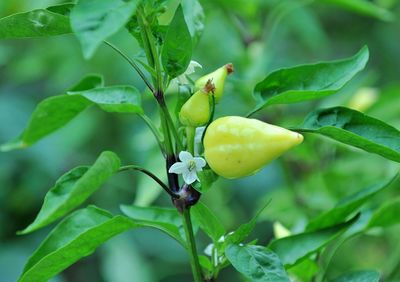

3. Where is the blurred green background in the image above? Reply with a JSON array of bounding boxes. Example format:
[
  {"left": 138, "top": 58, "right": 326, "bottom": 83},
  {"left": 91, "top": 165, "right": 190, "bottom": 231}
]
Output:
[{"left": 1, "top": 0, "right": 400, "bottom": 281}]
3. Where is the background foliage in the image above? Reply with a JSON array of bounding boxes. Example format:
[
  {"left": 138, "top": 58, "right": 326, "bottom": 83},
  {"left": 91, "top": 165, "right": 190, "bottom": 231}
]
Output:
[{"left": 0, "top": 0, "right": 399, "bottom": 281}]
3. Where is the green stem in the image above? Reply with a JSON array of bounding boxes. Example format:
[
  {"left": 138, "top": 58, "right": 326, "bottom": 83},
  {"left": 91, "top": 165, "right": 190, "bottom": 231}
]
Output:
[
  {"left": 119, "top": 165, "right": 177, "bottom": 198},
  {"left": 160, "top": 98, "right": 184, "bottom": 152},
  {"left": 201, "top": 94, "right": 216, "bottom": 144},
  {"left": 159, "top": 107, "right": 174, "bottom": 155},
  {"left": 138, "top": 113, "right": 164, "bottom": 153},
  {"left": 103, "top": 41, "right": 154, "bottom": 93},
  {"left": 182, "top": 208, "right": 203, "bottom": 282},
  {"left": 137, "top": 7, "right": 163, "bottom": 92},
  {"left": 186, "top": 126, "right": 196, "bottom": 155}
]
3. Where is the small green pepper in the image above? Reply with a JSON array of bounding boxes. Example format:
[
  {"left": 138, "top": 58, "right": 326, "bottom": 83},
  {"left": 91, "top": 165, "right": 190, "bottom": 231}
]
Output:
[
  {"left": 194, "top": 63, "right": 234, "bottom": 103},
  {"left": 179, "top": 80, "right": 215, "bottom": 127}
]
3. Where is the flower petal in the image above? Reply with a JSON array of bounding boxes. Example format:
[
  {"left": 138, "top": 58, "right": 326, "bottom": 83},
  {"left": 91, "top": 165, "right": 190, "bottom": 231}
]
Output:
[
  {"left": 177, "top": 75, "right": 189, "bottom": 85},
  {"left": 179, "top": 151, "right": 193, "bottom": 163},
  {"left": 194, "top": 157, "right": 206, "bottom": 170},
  {"left": 186, "top": 60, "right": 202, "bottom": 74},
  {"left": 183, "top": 170, "right": 198, "bottom": 185},
  {"left": 195, "top": 127, "right": 206, "bottom": 143},
  {"left": 168, "top": 162, "right": 187, "bottom": 174}
]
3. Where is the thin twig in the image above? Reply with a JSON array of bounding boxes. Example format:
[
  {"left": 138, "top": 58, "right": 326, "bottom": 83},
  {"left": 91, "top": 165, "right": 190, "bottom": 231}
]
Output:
[
  {"left": 119, "top": 165, "right": 178, "bottom": 198},
  {"left": 104, "top": 41, "right": 154, "bottom": 93}
]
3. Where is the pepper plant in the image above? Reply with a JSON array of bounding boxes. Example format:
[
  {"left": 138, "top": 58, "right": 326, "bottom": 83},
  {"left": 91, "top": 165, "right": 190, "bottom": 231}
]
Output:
[{"left": 1, "top": 1, "right": 399, "bottom": 282}]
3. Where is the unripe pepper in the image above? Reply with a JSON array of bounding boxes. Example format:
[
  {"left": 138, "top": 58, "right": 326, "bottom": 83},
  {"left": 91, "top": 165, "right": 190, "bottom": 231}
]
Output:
[
  {"left": 203, "top": 116, "right": 303, "bottom": 179},
  {"left": 195, "top": 63, "right": 234, "bottom": 103},
  {"left": 179, "top": 81, "right": 215, "bottom": 127}
]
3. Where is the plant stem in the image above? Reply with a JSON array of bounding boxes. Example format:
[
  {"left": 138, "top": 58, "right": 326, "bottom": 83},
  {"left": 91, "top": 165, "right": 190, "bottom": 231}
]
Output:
[
  {"left": 159, "top": 106, "right": 174, "bottom": 155},
  {"left": 182, "top": 208, "right": 203, "bottom": 282},
  {"left": 119, "top": 165, "right": 177, "bottom": 198},
  {"left": 159, "top": 97, "right": 184, "bottom": 152},
  {"left": 103, "top": 41, "right": 154, "bottom": 93},
  {"left": 138, "top": 113, "right": 164, "bottom": 153},
  {"left": 186, "top": 126, "right": 196, "bottom": 155},
  {"left": 137, "top": 6, "right": 163, "bottom": 93}
]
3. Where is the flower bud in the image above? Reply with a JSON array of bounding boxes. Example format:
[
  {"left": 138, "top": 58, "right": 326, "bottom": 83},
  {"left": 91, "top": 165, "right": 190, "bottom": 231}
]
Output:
[
  {"left": 194, "top": 63, "right": 234, "bottom": 102},
  {"left": 179, "top": 81, "right": 215, "bottom": 127},
  {"left": 203, "top": 116, "right": 303, "bottom": 179}
]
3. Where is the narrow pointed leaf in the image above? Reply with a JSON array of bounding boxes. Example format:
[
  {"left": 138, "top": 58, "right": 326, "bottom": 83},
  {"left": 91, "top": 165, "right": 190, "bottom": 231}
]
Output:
[
  {"left": 20, "top": 151, "right": 120, "bottom": 234},
  {"left": 269, "top": 215, "right": 358, "bottom": 267},
  {"left": 225, "top": 244, "right": 290, "bottom": 282},
  {"left": 0, "top": 75, "right": 102, "bottom": 151},
  {"left": 1, "top": 79, "right": 142, "bottom": 151},
  {"left": 250, "top": 46, "right": 368, "bottom": 114},
  {"left": 225, "top": 200, "right": 271, "bottom": 245},
  {"left": 0, "top": 4, "right": 73, "bottom": 39},
  {"left": 68, "top": 73, "right": 104, "bottom": 91},
  {"left": 68, "top": 85, "right": 143, "bottom": 114},
  {"left": 297, "top": 107, "right": 400, "bottom": 162},
  {"left": 191, "top": 202, "right": 225, "bottom": 242},
  {"left": 0, "top": 95, "right": 92, "bottom": 151},
  {"left": 332, "top": 270, "right": 380, "bottom": 282},
  {"left": 321, "top": 0, "right": 394, "bottom": 22},
  {"left": 307, "top": 175, "right": 398, "bottom": 231},
  {"left": 161, "top": 5, "right": 192, "bottom": 78},
  {"left": 120, "top": 205, "right": 186, "bottom": 246},
  {"left": 70, "top": 0, "right": 138, "bottom": 59},
  {"left": 18, "top": 206, "right": 137, "bottom": 282},
  {"left": 367, "top": 198, "right": 400, "bottom": 228}
]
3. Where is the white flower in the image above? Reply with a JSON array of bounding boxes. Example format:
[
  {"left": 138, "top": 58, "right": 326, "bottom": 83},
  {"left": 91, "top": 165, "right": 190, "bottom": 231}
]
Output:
[
  {"left": 176, "top": 60, "right": 202, "bottom": 85},
  {"left": 168, "top": 151, "right": 206, "bottom": 184}
]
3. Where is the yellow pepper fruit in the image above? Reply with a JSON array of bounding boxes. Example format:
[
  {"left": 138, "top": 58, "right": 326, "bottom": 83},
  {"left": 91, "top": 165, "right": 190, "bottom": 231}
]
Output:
[
  {"left": 273, "top": 222, "right": 291, "bottom": 239},
  {"left": 194, "top": 63, "right": 234, "bottom": 102},
  {"left": 347, "top": 87, "right": 378, "bottom": 112},
  {"left": 203, "top": 116, "right": 303, "bottom": 179},
  {"left": 179, "top": 81, "right": 215, "bottom": 127}
]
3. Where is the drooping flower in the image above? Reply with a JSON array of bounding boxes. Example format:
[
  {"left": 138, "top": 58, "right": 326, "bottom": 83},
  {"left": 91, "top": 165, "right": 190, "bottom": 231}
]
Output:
[{"left": 168, "top": 151, "right": 206, "bottom": 184}]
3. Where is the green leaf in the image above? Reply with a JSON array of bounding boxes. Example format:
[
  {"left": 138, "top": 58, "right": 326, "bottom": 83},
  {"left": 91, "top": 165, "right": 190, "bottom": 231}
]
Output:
[
  {"left": 68, "top": 73, "right": 104, "bottom": 91},
  {"left": 198, "top": 255, "right": 213, "bottom": 274},
  {"left": 161, "top": 5, "right": 192, "bottom": 78},
  {"left": 181, "top": 0, "right": 205, "bottom": 46},
  {"left": 18, "top": 206, "right": 137, "bottom": 282},
  {"left": 225, "top": 244, "right": 290, "bottom": 282},
  {"left": 68, "top": 85, "right": 143, "bottom": 114},
  {"left": 191, "top": 202, "right": 225, "bottom": 242},
  {"left": 367, "top": 197, "right": 400, "bottom": 228},
  {"left": 0, "top": 75, "right": 101, "bottom": 151},
  {"left": 70, "top": 0, "right": 138, "bottom": 59},
  {"left": 0, "top": 78, "right": 143, "bottom": 151},
  {"left": 307, "top": 175, "right": 398, "bottom": 231},
  {"left": 288, "top": 259, "right": 319, "bottom": 282},
  {"left": 0, "top": 3, "right": 72, "bottom": 39},
  {"left": 250, "top": 46, "right": 369, "bottom": 114},
  {"left": 269, "top": 215, "right": 358, "bottom": 267},
  {"left": 19, "top": 151, "right": 120, "bottom": 234},
  {"left": 321, "top": 0, "right": 394, "bottom": 22},
  {"left": 46, "top": 3, "right": 75, "bottom": 16},
  {"left": 120, "top": 205, "right": 186, "bottom": 246},
  {"left": 296, "top": 107, "right": 400, "bottom": 162},
  {"left": 225, "top": 200, "right": 271, "bottom": 245},
  {"left": 0, "top": 95, "right": 92, "bottom": 151},
  {"left": 332, "top": 270, "right": 380, "bottom": 282},
  {"left": 195, "top": 169, "right": 218, "bottom": 193}
]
